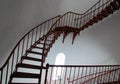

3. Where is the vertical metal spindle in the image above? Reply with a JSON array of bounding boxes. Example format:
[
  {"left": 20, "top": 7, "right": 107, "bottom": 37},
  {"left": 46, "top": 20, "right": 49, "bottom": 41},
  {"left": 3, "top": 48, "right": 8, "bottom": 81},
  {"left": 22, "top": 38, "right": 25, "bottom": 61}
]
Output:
[
  {"left": 5, "top": 63, "right": 9, "bottom": 84},
  {"left": 86, "top": 12, "right": 88, "bottom": 24},
  {"left": 35, "top": 28, "right": 38, "bottom": 42},
  {"left": 16, "top": 44, "right": 20, "bottom": 64},
  {"left": 11, "top": 53, "right": 15, "bottom": 74},
  {"left": 76, "top": 67, "right": 80, "bottom": 84},
  {"left": 71, "top": 13, "right": 74, "bottom": 27},
  {"left": 44, "top": 22, "right": 46, "bottom": 34},
  {"left": 26, "top": 34, "right": 29, "bottom": 51},
  {"left": 102, "top": 0, "right": 105, "bottom": 10},
  {"left": 110, "top": 66, "right": 114, "bottom": 82},
  {"left": 107, "top": 66, "right": 111, "bottom": 83},
  {"left": 49, "top": 67, "right": 53, "bottom": 84},
  {"left": 90, "top": 8, "right": 93, "bottom": 21},
  {"left": 39, "top": 26, "right": 41, "bottom": 39},
  {"left": 95, "top": 67, "right": 98, "bottom": 83},
  {"left": 31, "top": 30, "right": 34, "bottom": 45},
  {"left": 80, "top": 67, "right": 84, "bottom": 83},
  {"left": 89, "top": 67, "right": 92, "bottom": 81},
  {"left": 118, "top": 67, "right": 120, "bottom": 83},
  {"left": 98, "top": 0, "right": 101, "bottom": 14},
  {"left": 21, "top": 38, "right": 25, "bottom": 56},
  {"left": 51, "top": 19, "right": 54, "bottom": 30},
  {"left": 68, "top": 13, "right": 71, "bottom": 26},
  {"left": 84, "top": 67, "right": 88, "bottom": 83},
  {"left": 54, "top": 67, "right": 58, "bottom": 84},
  {"left": 64, "top": 67, "right": 67, "bottom": 84},
  {"left": 75, "top": 15, "right": 78, "bottom": 28},
  {"left": 62, "top": 15, "right": 65, "bottom": 26},
  {"left": 72, "top": 67, "right": 76, "bottom": 84},
  {"left": 69, "top": 67, "right": 72, "bottom": 82},
  {"left": 82, "top": 14, "right": 86, "bottom": 28},
  {"left": 113, "top": 67, "right": 117, "bottom": 82},
  {"left": 44, "top": 64, "right": 49, "bottom": 84},
  {"left": 102, "top": 67, "right": 105, "bottom": 83},
  {"left": 79, "top": 15, "right": 83, "bottom": 28},
  {"left": 64, "top": 14, "right": 68, "bottom": 26},
  {"left": 93, "top": 5, "right": 96, "bottom": 19},
  {"left": 0, "top": 69, "right": 3, "bottom": 84},
  {"left": 59, "top": 67, "right": 63, "bottom": 84},
  {"left": 47, "top": 22, "right": 50, "bottom": 32},
  {"left": 97, "top": 67, "right": 101, "bottom": 83}
]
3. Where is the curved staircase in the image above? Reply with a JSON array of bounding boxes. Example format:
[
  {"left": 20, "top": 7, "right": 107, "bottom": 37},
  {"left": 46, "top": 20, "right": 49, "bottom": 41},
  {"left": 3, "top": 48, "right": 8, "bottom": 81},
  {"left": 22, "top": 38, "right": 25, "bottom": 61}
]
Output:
[{"left": 0, "top": 0, "right": 120, "bottom": 84}]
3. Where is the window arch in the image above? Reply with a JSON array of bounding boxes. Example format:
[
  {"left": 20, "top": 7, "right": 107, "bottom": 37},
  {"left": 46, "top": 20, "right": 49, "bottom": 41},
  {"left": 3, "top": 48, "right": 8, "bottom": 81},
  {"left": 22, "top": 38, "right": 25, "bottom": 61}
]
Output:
[{"left": 52, "top": 52, "right": 65, "bottom": 80}]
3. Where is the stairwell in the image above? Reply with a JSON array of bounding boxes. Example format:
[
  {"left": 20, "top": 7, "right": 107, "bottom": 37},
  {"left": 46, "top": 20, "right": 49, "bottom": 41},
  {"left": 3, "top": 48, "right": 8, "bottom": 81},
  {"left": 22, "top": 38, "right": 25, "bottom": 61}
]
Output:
[{"left": 0, "top": 0, "right": 120, "bottom": 84}]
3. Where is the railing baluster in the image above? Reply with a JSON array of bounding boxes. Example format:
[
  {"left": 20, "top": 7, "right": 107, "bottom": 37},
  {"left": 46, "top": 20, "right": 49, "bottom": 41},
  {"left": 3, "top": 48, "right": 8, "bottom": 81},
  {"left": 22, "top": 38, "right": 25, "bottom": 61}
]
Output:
[
  {"left": 21, "top": 38, "right": 25, "bottom": 56},
  {"left": 16, "top": 44, "right": 20, "bottom": 64},
  {"left": 69, "top": 67, "right": 72, "bottom": 82},
  {"left": 72, "top": 67, "right": 76, "bottom": 84},
  {"left": 44, "top": 22, "right": 46, "bottom": 34},
  {"left": 39, "top": 26, "right": 42, "bottom": 39},
  {"left": 31, "top": 30, "right": 34, "bottom": 45},
  {"left": 44, "top": 64, "right": 49, "bottom": 84},
  {"left": 5, "top": 64, "right": 9, "bottom": 84},
  {"left": 80, "top": 67, "right": 84, "bottom": 83},
  {"left": 54, "top": 67, "right": 58, "bottom": 84},
  {"left": 107, "top": 66, "right": 111, "bottom": 82},
  {"left": 49, "top": 67, "right": 53, "bottom": 84},
  {"left": 26, "top": 34, "right": 29, "bottom": 52},
  {"left": 59, "top": 67, "right": 63, "bottom": 84},
  {"left": 64, "top": 67, "right": 67, "bottom": 84},
  {"left": 68, "top": 13, "right": 71, "bottom": 26},
  {"left": 11, "top": 53, "right": 14, "bottom": 74},
  {"left": 76, "top": 67, "right": 80, "bottom": 83},
  {"left": 35, "top": 28, "right": 38, "bottom": 41},
  {"left": 0, "top": 69, "right": 3, "bottom": 84}
]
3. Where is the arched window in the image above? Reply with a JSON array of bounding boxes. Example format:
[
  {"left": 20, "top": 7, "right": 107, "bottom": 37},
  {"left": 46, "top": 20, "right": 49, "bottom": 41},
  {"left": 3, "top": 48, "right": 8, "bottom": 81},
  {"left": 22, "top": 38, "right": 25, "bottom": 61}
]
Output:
[{"left": 52, "top": 52, "right": 65, "bottom": 80}]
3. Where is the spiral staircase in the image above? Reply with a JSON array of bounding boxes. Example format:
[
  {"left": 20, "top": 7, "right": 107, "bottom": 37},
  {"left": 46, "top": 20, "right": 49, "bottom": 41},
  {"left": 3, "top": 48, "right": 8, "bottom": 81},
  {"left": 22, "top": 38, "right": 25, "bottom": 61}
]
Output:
[{"left": 0, "top": 0, "right": 120, "bottom": 84}]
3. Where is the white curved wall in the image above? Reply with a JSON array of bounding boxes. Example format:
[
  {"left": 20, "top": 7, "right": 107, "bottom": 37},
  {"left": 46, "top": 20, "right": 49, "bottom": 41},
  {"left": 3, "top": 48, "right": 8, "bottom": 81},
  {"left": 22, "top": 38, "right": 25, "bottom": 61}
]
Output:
[
  {"left": 47, "top": 10, "right": 120, "bottom": 65},
  {"left": 0, "top": 0, "right": 120, "bottom": 67}
]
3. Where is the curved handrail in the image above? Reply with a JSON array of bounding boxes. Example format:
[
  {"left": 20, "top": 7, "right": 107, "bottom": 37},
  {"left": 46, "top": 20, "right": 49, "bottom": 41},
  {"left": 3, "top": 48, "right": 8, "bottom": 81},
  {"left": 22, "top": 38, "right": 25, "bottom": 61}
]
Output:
[
  {"left": 47, "top": 0, "right": 114, "bottom": 35},
  {"left": 0, "top": 0, "right": 115, "bottom": 70},
  {"left": 0, "top": 15, "right": 61, "bottom": 83},
  {"left": 0, "top": 15, "right": 61, "bottom": 69},
  {"left": 45, "top": 64, "right": 120, "bottom": 84},
  {"left": 81, "top": 68, "right": 120, "bottom": 84},
  {"left": 0, "top": 0, "right": 118, "bottom": 83},
  {"left": 67, "top": 67, "right": 120, "bottom": 83}
]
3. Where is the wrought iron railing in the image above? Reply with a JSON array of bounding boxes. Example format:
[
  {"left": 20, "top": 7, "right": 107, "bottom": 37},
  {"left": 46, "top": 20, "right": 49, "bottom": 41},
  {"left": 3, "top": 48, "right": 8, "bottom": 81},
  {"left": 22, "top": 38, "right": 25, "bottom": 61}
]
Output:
[
  {"left": 0, "top": 0, "right": 119, "bottom": 83},
  {"left": 45, "top": 64, "right": 120, "bottom": 84},
  {"left": 0, "top": 15, "right": 61, "bottom": 84}
]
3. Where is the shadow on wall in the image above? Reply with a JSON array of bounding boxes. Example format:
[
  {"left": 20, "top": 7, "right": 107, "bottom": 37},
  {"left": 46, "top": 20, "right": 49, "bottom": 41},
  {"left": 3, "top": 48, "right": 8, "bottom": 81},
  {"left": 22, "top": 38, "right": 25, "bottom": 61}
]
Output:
[{"left": 46, "top": 11, "right": 120, "bottom": 65}]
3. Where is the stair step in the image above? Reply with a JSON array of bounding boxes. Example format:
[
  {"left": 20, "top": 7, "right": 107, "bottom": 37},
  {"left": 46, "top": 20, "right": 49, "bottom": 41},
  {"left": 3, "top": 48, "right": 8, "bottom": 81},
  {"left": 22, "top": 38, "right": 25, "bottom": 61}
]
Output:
[
  {"left": 39, "top": 42, "right": 50, "bottom": 46},
  {"left": 22, "top": 56, "right": 42, "bottom": 62},
  {"left": 16, "top": 63, "right": 42, "bottom": 69},
  {"left": 31, "top": 45, "right": 48, "bottom": 50},
  {"left": 27, "top": 50, "right": 42, "bottom": 55},
  {"left": 35, "top": 40, "right": 52, "bottom": 44},
  {"left": 11, "top": 72, "right": 39, "bottom": 78}
]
